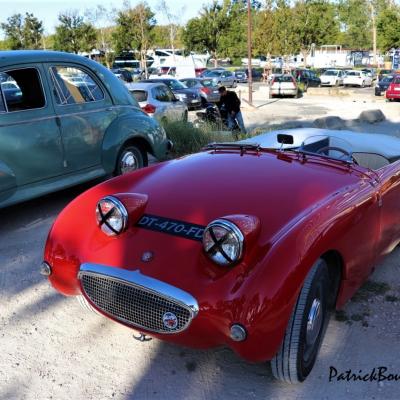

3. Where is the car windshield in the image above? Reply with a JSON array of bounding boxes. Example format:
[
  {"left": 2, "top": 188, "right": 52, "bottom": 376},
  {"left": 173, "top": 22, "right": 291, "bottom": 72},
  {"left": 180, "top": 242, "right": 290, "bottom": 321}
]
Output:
[
  {"left": 131, "top": 90, "right": 148, "bottom": 102},
  {"left": 274, "top": 75, "right": 294, "bottom": 83},
  {"left": 207, "top": 71, "right": 222, "bottom": 77},
  {"left": 165, "top": 80, "right": 187, "bottom": 90},
  {"left": 299, "top": 135, "right": 354, "bottom": 162},
  {"left": 381, "top": 76, "right": 393, "bottom": 83},
  {"left": 347, "top": 71, "right": 359, "bottom": 76},
  {"left": 393, "top": 77, "right": 400, "bottom": 84},
  {"left": 201, "top": 79, "right": 217, "bottom": 87},
  {"left": 324, "top": 70, "right": 338, "bottom": 76}
]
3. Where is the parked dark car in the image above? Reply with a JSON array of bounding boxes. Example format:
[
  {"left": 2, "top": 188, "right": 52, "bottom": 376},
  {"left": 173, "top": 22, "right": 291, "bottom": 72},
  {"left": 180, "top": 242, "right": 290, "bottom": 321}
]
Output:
[
  {"left": 378, "top": 69, "right": 395, "bottom": 81},
  {"left": 179, "top": 77, "right": 220, "bottom": 105},
  {"left": 234, "top": 70, "right": 248, "bottom": 83},
  {"left": 375, "top": 75, "right": 394, "bottom": 96},
  {"left": 144, "top": 78, "right": 202, "bottom": 110},
  {"left": 292, "top": 69, "right": 321, "bottom": 89},
  {"left": 0, "top": 51, "right": 171, "bottom": 209},
  {"left": 111, "top": 68, "right": 133, "bottom": 83}
]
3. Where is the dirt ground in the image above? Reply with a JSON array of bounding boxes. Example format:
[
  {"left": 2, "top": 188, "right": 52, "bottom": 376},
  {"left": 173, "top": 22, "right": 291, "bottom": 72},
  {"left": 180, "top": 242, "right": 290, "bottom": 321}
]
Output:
[{"left": 1, "top": 92, "right": 400, "bottom": 400}]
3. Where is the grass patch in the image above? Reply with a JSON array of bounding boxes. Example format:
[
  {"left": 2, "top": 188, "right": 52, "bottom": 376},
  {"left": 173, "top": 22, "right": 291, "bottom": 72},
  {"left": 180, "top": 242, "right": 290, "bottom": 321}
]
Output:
[
  {"left": 163, "top": 120, "right": 235, "bottom": 158},
  {"left": 352, "top": 280, "right": 391, "bottom": 302}
]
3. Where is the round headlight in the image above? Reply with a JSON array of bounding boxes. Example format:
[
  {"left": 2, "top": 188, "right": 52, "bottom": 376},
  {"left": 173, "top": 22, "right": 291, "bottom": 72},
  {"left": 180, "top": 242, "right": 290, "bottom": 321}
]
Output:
[
  {"left": 203, "top": 219, "right": 244, "bottom": 266},
  {"left": 96, "top": 196, "right": 128, "bottom": 236}
]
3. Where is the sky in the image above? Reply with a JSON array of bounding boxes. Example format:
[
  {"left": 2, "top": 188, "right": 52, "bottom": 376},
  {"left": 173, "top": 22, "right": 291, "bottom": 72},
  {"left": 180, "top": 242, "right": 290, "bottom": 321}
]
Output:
[{"left": 1, "top": 0, "right": 212, "bottom": 34}]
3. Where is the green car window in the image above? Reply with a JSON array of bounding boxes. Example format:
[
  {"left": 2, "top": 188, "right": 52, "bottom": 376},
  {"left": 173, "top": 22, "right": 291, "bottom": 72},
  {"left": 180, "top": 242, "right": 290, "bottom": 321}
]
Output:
[
  {"left": 49, "top": 66, "right": 104, "bottom": 105},
  {"left": 0, "top": 68, "right": 45, "bottom": 112}
]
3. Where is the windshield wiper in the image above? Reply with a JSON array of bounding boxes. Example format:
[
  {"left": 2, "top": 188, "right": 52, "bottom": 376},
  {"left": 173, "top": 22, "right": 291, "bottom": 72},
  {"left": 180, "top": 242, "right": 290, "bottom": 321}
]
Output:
[{"left": 203, "top": 142, "right": 261, "bottom": 155}]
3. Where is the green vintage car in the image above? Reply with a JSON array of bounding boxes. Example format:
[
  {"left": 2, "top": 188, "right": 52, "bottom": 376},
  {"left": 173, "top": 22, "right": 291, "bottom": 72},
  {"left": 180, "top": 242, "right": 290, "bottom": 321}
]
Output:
[{"left": 0, "top": 50, "right": 172, "bottom": 208}]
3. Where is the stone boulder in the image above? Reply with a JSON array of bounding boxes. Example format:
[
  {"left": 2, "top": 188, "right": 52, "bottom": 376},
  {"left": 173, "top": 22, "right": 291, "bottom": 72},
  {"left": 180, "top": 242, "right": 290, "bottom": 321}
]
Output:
[
  {"left": 358, "top": 109, "right": 386, "bottom": 124},
  {"left": 313, "top": 116, "right": 346, "bottom": 130}
]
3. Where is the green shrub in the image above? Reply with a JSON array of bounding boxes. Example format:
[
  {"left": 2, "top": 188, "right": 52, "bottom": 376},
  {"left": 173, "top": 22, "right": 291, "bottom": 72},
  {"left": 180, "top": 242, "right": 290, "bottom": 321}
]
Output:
[{"left": 163, "top": 121, "right": 235, "bottom": 158}]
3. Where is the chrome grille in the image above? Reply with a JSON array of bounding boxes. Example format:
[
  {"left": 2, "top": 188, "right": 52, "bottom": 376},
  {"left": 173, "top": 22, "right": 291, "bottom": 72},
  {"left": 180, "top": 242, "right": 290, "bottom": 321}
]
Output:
[{"left": 80, "top": 272, "right": 193, "bottom": 333}]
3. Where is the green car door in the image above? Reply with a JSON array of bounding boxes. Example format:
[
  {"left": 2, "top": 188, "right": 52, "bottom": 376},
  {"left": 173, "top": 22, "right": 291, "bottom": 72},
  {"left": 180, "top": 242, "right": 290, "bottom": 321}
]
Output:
[
  {"left": 0, "top": 64, "right": 64, "bottom": 197},
  {"left": 46, "top": 63, "right": 118, "bottom": 172}
]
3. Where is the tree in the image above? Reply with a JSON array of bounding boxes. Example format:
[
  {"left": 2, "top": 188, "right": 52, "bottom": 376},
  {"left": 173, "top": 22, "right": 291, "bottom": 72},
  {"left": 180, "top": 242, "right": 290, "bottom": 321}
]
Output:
[
  {"left": 157, "top": 0, "right": 184, "bottom": 54},
  {"left": 182, "top": 1, "right": 230, "bottom": 66},
  {"left": 152, "top": 25, "right": 183, "bottom": 48},
  {"left": 112, "top": 2, "right": 156, "bottom": 74},
  {"left": 1, "top": 13, "right": 44, "bottom": 49},
  {"left": 23, "top": 13, "right": 44, "bottom": 49},
  {"left": 337, "top": 0, "right": 371, "bottom": 49},
  {"left": 376, "top": 5, "right": 400, "bottom": 51},
  {"left": 218, "top": 0, "right": 248, "bottom": 60},
  {"left": 53, "top": 10, "right": 97, "bottom": 54},
  {"left": 292, "top": 0, "right": 339, "bottom": 66},
  {"left": 85, "top": 5, "right": 115, "bottom": 67}
]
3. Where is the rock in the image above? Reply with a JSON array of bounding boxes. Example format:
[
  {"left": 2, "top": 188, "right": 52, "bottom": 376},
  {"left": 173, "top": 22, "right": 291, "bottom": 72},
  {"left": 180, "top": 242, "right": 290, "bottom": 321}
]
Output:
[
  {"left": 313, "top": 116, "right": 346, "bottom": 130},
  {"left": 358, "top": 109, "right": 386, "bottom": 124}
]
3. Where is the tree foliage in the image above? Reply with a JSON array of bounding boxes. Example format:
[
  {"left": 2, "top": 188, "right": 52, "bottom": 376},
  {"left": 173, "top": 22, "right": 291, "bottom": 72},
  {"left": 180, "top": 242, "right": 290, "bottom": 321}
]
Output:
[
  {"left": 53, "top": 11, "right": 97, "bottom": 54},
  {"left": 112, "top": 2, "right": 156, "bottom": 55},
  {"left": 376, "top": 6, "right": 400, "bottom": 51},
  {"left": 337, "top": 0, "right": 371, "bottom": 48},
  {"left": 1, "top": 13, "right": 44, "bottom": 49}
]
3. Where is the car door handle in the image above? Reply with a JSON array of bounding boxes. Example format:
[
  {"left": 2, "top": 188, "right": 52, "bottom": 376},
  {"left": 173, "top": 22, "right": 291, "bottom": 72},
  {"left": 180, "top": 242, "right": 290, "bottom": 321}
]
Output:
[{"left": 106, "top": 107, "right": 113, "bottom": 111}]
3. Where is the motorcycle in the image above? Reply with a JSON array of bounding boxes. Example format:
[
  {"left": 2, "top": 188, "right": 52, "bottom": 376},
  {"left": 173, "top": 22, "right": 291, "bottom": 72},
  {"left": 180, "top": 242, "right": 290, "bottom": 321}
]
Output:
[{"left": 193, "top": 103, "right": 240, "bottom": 138}]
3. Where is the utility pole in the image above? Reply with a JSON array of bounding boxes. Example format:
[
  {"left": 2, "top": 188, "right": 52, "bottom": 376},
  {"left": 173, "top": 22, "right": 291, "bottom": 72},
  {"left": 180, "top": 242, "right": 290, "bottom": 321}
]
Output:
[
  {"left": 370, "top": 2, "right": 377, "bottom": 65},
  {"left": 247, "top": 0, "right": 253, "bottom": 105}
]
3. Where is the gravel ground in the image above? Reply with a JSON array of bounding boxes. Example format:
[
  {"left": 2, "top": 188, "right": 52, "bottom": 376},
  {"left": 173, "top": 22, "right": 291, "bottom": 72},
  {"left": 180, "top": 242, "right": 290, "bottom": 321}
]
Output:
[{"left": 1, "top": 95, "right": 400, "bottom": 400}]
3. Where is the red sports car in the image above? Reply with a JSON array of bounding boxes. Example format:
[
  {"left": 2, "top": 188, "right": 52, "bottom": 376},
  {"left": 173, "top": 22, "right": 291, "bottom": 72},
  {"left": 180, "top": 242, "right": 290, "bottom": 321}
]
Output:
[
  {"left": 42, "top": 128, "right": 400, "bottom": 383},
  {"left": 385, "top": 74, "right": 400, "bottom": 101}
]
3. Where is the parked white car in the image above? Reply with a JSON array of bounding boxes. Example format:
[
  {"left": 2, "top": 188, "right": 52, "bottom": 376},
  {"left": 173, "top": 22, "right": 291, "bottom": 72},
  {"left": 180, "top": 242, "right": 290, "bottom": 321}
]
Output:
[
  {"left": 269, "top": 74, "right": 298, "bottom": 98},
  {"left": 320, "top": 69, "right": 345, "bottom": 86},
  {"left": 130, "top": 82, "right": 188, "bottom": 124},
  {"left": 343, "top": 70, "right": 372, "bottom": 87}
]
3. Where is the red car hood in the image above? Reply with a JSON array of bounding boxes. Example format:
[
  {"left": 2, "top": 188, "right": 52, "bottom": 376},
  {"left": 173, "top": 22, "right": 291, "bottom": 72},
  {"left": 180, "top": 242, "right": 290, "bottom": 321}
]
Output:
[{"left": 47, "top": 149, "right": 361, "bottom": 294}]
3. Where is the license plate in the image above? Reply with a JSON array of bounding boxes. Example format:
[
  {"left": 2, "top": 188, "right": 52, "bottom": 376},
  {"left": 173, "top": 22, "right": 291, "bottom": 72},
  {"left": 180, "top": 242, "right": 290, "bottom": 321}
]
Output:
[
  {"left": 137, "top": 214, "right": 205, "bottom": 241},
  {"left": 191, "top": 99, "right": 198, "bottom": 103}
]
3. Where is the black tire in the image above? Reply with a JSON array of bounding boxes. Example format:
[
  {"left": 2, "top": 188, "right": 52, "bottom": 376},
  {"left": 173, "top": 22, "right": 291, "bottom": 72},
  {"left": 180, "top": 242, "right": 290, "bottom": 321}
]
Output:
[
  {"left": 115, "top": 145, "right": 147, "bottom": 176},
  {"left": 182, "top": 110, "right": 188, "bottom": 122},
  {"left": 271, "top": 259, "right": 330, "bottom": 383},
  {"left": 232, "top": 80, "right": 237, "bottom": 88}
]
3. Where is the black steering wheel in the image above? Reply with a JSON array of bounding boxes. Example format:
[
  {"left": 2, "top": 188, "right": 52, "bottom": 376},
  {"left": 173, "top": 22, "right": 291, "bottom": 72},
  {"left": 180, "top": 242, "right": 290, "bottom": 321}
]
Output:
[{"left": 316, "top": 146, "right": 351, "bottom": 160}]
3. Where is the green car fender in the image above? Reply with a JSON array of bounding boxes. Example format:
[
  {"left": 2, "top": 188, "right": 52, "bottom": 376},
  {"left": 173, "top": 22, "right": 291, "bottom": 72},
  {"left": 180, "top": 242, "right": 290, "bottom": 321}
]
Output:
[{"left": 101, "top": 108, "right": 169, "bottom": 173}]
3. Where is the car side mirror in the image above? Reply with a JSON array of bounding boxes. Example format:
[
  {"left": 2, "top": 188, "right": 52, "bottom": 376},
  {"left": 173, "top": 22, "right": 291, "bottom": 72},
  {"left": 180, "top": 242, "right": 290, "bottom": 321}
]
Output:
[{"left": 277, "top": 134, "right": 294, "bottom": 145}]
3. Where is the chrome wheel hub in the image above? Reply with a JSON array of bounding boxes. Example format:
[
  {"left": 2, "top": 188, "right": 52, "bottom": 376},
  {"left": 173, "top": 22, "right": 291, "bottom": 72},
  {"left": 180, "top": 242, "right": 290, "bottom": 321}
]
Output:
[
  {"left": 120, "top": 151, "right": 138, "bottom": 174},
  {"left": 306, "top": 298, "right": 322, "bottom": 346}
]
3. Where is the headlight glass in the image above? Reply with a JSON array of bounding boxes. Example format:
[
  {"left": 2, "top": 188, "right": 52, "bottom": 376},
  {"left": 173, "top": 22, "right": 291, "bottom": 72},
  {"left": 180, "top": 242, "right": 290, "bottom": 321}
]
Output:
[
  {"left": 96, "top": 196, "right": 128, "bottom": 236},
  {"left": 203, "top": 219, "right": 244, "bottom": 266}
]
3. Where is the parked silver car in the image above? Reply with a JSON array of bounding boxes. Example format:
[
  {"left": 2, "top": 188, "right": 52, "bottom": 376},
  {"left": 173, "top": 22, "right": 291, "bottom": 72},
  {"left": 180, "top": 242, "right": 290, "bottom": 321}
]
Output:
[
  {"left": 130, "top": 82, "right": 188, "bottom": 124},
  {"left": 200, "top": 69, "right": 237, "bottom": 87},
  {"left": 179, "top": 77, "right": 220, "bottom": 106}
]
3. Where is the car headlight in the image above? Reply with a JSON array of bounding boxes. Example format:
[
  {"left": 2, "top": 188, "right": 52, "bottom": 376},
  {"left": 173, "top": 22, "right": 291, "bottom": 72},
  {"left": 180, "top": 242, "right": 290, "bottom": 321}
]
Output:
[
  {"left": 203, "top": 219, "right": 244, "bottom": 266},
  {"left": 96, "top": 196, "right": 128, "bottom": 236}
]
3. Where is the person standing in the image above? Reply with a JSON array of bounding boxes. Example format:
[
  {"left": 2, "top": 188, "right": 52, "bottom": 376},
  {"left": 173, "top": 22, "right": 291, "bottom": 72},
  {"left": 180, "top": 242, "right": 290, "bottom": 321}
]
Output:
[{"left": 218, "top": 86, "right": 246, "bottom": 134}]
